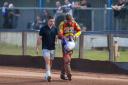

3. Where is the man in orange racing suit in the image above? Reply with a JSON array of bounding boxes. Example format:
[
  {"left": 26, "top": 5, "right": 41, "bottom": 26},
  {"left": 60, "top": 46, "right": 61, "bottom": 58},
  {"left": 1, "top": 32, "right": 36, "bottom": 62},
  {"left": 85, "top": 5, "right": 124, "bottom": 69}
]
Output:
[{"left": 58, "top": 14, "right": 81, "bottom": 81}]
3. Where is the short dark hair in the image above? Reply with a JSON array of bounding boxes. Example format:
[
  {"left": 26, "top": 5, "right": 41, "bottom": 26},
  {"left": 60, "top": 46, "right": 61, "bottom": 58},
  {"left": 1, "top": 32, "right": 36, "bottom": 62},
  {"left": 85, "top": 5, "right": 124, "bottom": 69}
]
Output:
[
  {"left": 65, "top": 14, "right": 72, "bottom": 21},
  {"left": 48, "top": 15, "right": 54, "bottom": 20}
]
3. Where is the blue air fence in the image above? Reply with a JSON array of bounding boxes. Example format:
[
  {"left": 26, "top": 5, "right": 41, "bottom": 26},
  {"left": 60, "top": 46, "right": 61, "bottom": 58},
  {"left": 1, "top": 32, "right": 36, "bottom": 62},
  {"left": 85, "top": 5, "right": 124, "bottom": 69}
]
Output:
[{"left": 0, "top": 7, "right": 128, "bottom": 62}]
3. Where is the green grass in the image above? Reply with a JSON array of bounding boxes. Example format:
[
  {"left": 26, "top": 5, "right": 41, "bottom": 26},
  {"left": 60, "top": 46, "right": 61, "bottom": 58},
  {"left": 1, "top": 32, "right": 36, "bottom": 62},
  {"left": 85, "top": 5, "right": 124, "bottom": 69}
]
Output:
[
  {"left": 0, "top": 43, "right": 128, "bottom": 62},
  {"left": 0, "top": 43, "right": 22, "bottom": 55},
  {"left": 85, "top": 50, "right": 108, "bottom": 61},
  {"left": 117, "top": 51, "right": 128, "bottom": 62}
]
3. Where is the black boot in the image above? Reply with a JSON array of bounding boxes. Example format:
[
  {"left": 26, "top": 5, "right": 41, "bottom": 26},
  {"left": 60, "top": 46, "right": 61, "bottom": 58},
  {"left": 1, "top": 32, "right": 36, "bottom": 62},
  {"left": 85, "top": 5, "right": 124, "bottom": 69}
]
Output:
[
  {"left": 67, "top": 74, "right": 72, "bottom": 81},
  {"left": 47, "top": 76, "right": 51, "bottom": 82},
  {"left": 60, "top": 61, "right": 68, "bottom": 80},
  {"left": 60, "top": 74, "right": 68, "bottom": 80}
]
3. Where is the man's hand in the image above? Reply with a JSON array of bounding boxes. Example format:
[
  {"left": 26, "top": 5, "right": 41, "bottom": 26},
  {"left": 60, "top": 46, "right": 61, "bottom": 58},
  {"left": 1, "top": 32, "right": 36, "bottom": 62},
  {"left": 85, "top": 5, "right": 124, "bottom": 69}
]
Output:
[
  {"left": 73, "top": 35, "right": 78, "bottom": 41},
  {"left": 112, "top": 5, "right": 118, "bottom": 10},
  {"left": 112, "top": 4, "right": 124, "bottom": 11}
]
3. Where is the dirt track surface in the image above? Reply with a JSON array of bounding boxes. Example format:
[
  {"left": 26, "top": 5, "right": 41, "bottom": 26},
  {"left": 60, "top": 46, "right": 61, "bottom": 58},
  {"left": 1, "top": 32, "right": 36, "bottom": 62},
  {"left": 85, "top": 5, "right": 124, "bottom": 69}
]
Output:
[{"left": 0, "top": 66, "right": 128, "bottom": 85}]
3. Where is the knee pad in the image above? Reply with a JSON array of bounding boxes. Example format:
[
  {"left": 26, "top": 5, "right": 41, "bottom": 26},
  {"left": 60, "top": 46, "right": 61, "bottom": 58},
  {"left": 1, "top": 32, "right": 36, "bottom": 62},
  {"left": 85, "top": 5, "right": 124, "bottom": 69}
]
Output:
[{"left": 64, "top": 61, "right": 71, "bottom": 74}]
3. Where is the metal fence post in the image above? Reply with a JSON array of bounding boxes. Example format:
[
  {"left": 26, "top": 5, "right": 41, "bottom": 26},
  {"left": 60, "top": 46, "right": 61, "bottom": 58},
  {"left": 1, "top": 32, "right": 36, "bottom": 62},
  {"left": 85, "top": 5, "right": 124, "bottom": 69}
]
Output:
[
  {"left": 22, "top": 32, "right": 27, "bottom": 56},
  {"left": 79, "top": 34, "right": 84, "bottom": 59},
  {"left": 107, "top": 34, "right": 114, "bottom": 61},
  {"left": 79, "top": 26, "right": 86, "bottom": 59},
  {"left": 91, "top": 10, "right": 95, "bottom": 31},
  {"left": 0, "top": 32, "right": 1, "bottom": 42},
  {"left": 104, "top": 4, "right": 107, "bottom": 31}
]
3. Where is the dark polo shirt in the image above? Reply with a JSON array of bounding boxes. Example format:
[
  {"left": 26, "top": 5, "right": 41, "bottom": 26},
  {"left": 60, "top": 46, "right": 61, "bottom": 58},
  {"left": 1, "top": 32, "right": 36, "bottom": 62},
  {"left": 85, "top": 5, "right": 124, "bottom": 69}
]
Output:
[{"left": 39, "top": 25, "right": 58, "bottom": 50}]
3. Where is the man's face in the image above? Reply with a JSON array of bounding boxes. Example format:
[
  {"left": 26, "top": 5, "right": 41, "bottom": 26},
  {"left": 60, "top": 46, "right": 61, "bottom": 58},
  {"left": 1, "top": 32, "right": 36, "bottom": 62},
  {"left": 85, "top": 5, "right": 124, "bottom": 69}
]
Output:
[
  {"left": 81, "top": 0, "right": 87, "bottom": 4},
  {"left": 48, "top": 19, "right": 55, "bottom": 27},
  {"left": 4, "top": 2, "right": 8, "bottom": 7},
  {"left": 56, "top": 1, "right": 61, "bottom": 7},
  {"left": 119, "top": 0, "right": 125, "bottom": 3},
  {"left": 65, "top": 0, "right": 69, "bottom": 4}
]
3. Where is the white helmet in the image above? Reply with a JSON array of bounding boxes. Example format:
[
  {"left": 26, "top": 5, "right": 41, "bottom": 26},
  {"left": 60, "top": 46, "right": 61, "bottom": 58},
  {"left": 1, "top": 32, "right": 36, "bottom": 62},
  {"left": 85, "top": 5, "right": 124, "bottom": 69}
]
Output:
[
  {"left": 9, "top": 3, "right": 14, "bottom": 8},
  {"left": 64, "top": 40, "right": 75, "bottom": 51}
]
